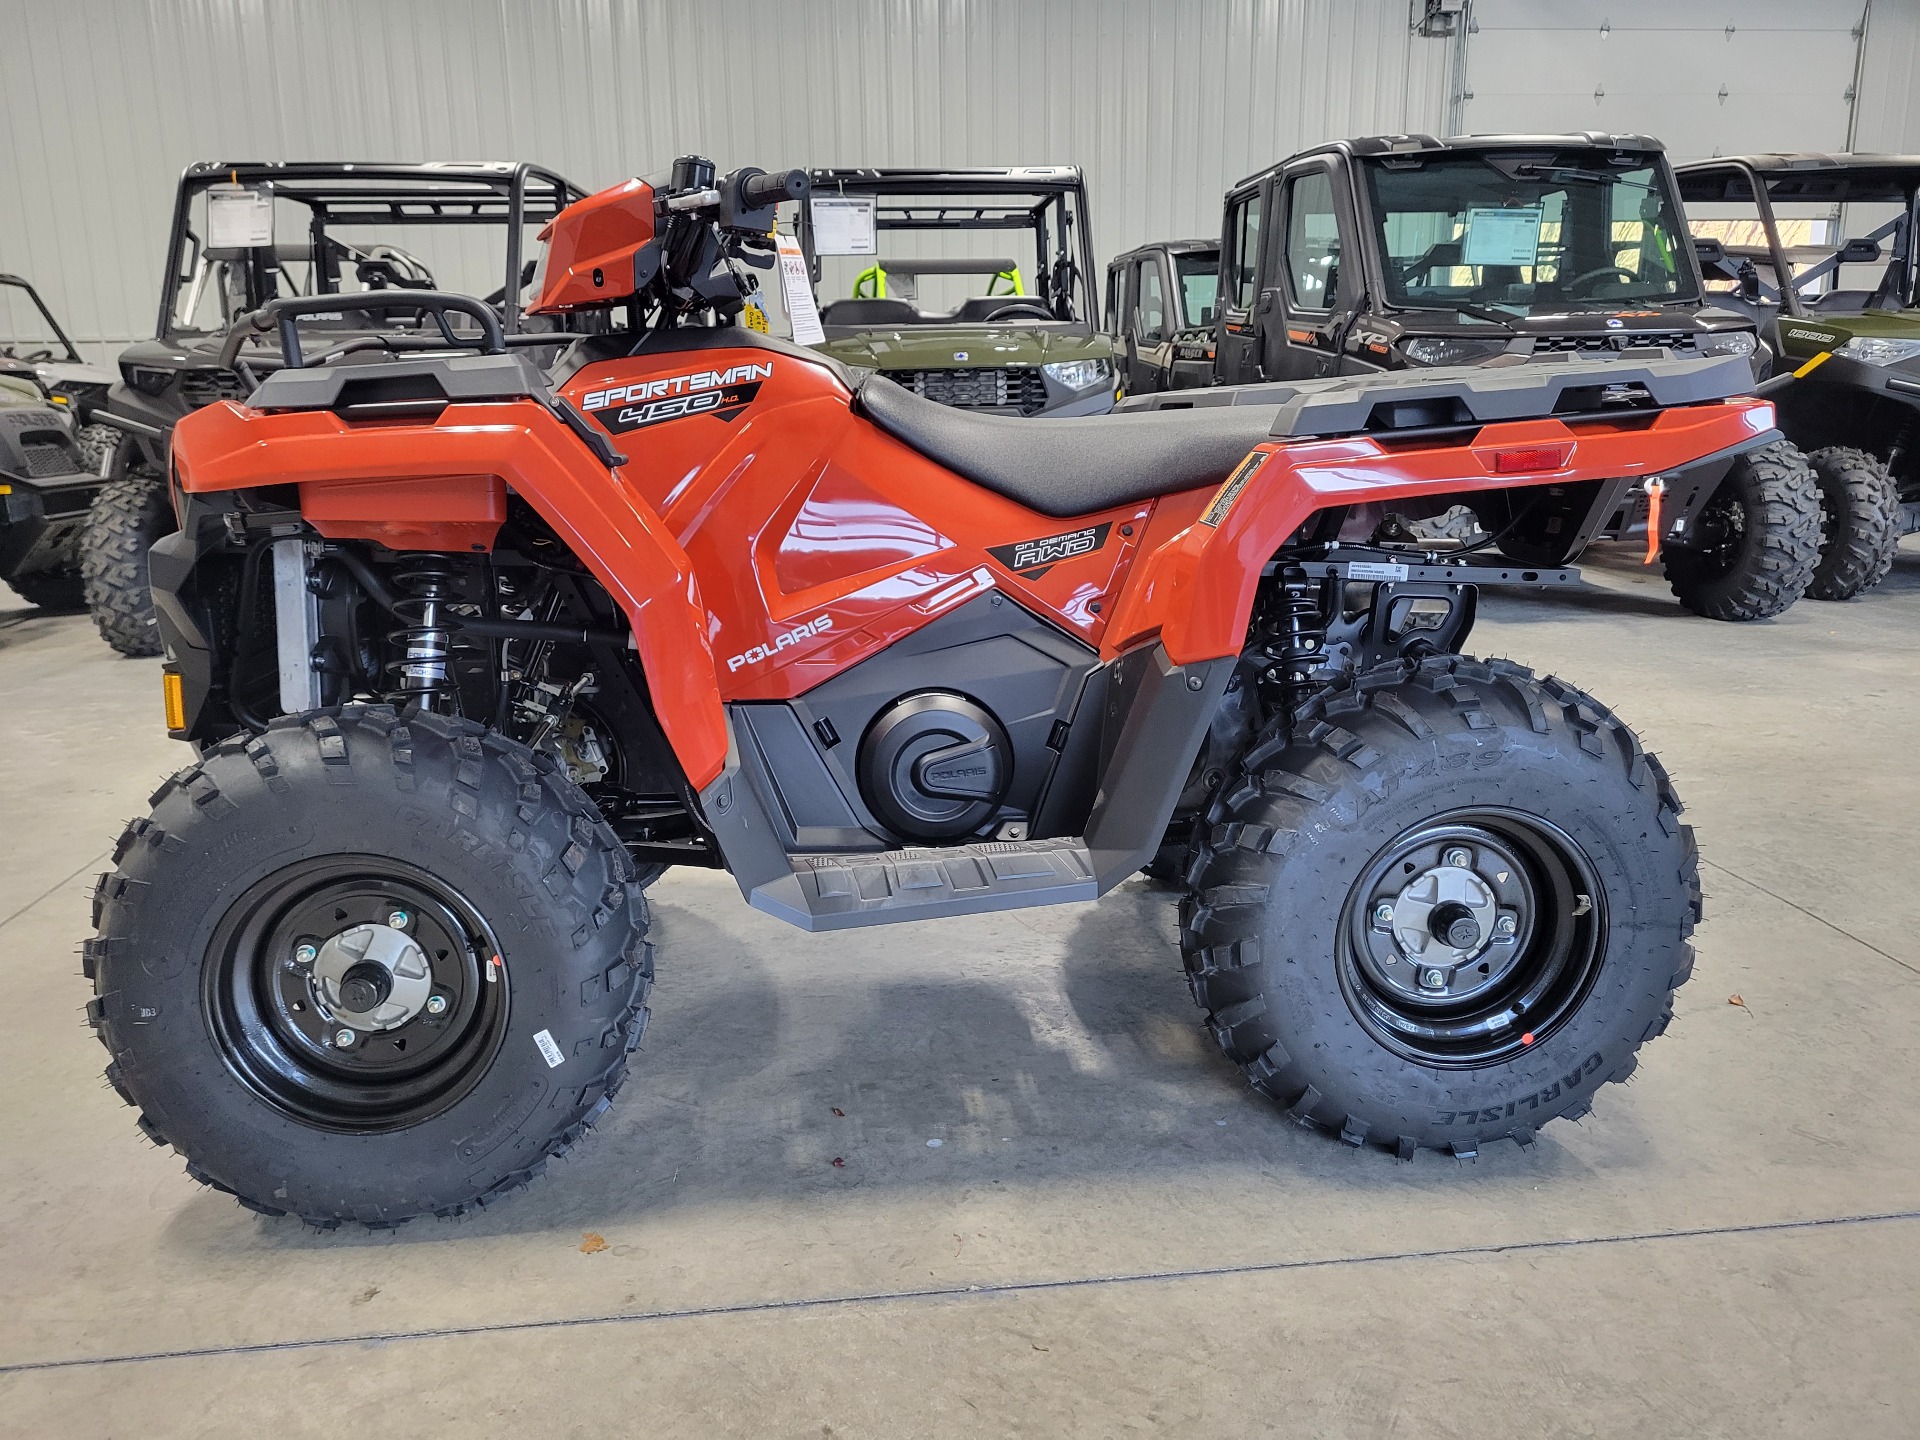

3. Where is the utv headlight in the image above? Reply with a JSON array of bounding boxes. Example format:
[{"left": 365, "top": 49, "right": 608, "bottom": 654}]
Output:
[
  {"left": 1833, "top": 336, "right": 1920, "bottom": 367},
  {"left": 1696, "top": 330, "right": 1758, "bottom": 358},
  {"left": 1399, "top": 336, "right": 1508, "bottom": 367},
  {"left": 1042, "top": 358, "right": 1114, "bottom": 391},
  {"left": 126, "top": 365, "right": 174, "bottom": 396}
]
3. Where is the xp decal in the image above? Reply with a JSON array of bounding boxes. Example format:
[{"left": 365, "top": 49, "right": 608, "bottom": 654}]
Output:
[
  {"left": 987, "top": 522, "right": 1111, "bottom": 575},
  {"left": 584, "top": 362, "right": 774, "bottom": 433}
]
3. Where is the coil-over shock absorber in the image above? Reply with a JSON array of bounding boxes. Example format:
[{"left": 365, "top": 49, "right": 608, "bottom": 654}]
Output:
[
  {"left": 1270, "top": 564, "right": 1330, "bottom": 717},
  {"left": 387, "top": 555, "right": 462, "bottom": 708}
]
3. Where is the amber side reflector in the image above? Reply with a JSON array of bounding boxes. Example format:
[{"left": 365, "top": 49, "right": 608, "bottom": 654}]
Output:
[
  {"left": 162, "top": 671, "right": 186, "bottom": 731},
  {"left": 1491, "top": 444, "right": 1573, "bottom": 474}
]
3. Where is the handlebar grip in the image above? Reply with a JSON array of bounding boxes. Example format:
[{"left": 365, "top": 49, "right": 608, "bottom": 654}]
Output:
[{"left": 740, "top": 169, "right": 809, "bottom": 209}]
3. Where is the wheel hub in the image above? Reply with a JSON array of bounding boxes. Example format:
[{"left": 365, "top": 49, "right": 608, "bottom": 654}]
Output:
[
  {"left": 312, "top": 922, "right": 433, "bottom": 1032},
  {"left": 1366, "top": 840, "right": 1522, "bottom": 1002}
]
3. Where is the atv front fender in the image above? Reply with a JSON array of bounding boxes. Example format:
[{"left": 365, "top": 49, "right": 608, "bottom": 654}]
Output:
[{"left": 170, "top": 399, "right": 732, "bottom": 788}]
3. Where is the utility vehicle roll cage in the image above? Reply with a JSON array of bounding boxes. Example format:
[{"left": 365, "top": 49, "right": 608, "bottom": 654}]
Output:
[
  {"left": 157, "top": 161, "right": 586, "bottom": 342},
  {"left": 796, "top": 167, "right": 1099, "bottom": 322},
  {"left": 1676, "top": 154, "right": 1920, "bottom": 317},
  {"left": 0, "top": 275, "right": 85, "bottom": 364}
]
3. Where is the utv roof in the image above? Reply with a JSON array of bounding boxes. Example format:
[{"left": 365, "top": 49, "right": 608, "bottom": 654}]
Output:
[
  {"left": 807, "top": 167, "right": 1086, "bottom": 193},
  {"left": 173, "top": 161, "right": 582, "bottom": 221},
  {"left": 1233, "top": 132, "right": 1665, "bottom": 190},
  {"left": 1675, "top": 153, "right": 1920, "bottom": 204},
  {"left": 1110, "top": 239, "right": 1218, "bottom": 261}
]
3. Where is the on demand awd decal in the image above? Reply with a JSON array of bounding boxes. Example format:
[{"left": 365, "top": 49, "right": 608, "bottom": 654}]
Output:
[
  {"left": 987, "top": 522, "right": 1111, "bottom": 578},
  {"left": 584, "top": 362, "right": 774, "bottom": 433}
]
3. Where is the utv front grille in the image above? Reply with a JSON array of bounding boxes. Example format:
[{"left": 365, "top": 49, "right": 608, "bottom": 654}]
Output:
[
  {"left": 179, "top": 368, "right": 248, "bottom": 408},
  {"left": 1534, "top": 332, "right": 1699, "bottom": 355},
  {"left": 898, "top": 366, "right": 1048, "bottom": 414},
  {"left": 18, "top": 437, "right": 86, "bottom": 480}
]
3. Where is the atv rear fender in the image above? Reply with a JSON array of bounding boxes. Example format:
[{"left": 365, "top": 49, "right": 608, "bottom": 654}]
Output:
[
  {"left": 168, "top": 397, "right": 732, "bottom": 788},
  {"left": 1106, "top": 398, "right": 1783, "bottom": 664}
]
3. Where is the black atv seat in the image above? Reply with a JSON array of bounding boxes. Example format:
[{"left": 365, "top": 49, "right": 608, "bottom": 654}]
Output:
[{"left": 855, "top": 373, "right": 1274, "bottom": 518}]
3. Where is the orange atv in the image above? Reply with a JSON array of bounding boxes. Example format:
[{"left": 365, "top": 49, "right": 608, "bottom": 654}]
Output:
[{"left": 90, "top": 158, "right": 1775, "bottom": 1225}]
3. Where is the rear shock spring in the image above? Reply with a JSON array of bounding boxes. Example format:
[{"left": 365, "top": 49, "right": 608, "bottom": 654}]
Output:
[
  {"left": 387, "top": 555, "right": 463, "bottom": 708},
  {"left": 1270, "top": 567, "right": 1329, "bottom": 717}
]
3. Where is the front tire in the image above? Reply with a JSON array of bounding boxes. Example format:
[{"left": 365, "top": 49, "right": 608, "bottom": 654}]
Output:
[
  {"left": 81, "top": 473, "right": 173, "bottom": 656},
  {"left": 1179, "top": 657, "right": 1698, "bottom": 1159},
  {"left": 1804, "top": 446, "right": 1901, "bottom": 600},
  {"left": 1661, "top": 441, "right": 1820, "bottom": 621},
  {"left": 86, "top": 705, "right": 654, "bottom": 1225}
]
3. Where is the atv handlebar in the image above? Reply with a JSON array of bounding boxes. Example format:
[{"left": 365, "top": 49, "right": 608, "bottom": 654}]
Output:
[
  {"left": 220, "top": 291, "right": 507, "bottom": 372},
  {"left": 738, "top": 168, "right": 809, "bottom": 210}
]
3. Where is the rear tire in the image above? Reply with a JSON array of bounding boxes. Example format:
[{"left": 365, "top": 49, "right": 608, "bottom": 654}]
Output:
[
  {"left": 1179, "top": 656, "right": 1698, "bottom": 1160},
  {"left": 86, "top": 705, "right": 654, "bottom": 1226},
  {"left": 1661, "top": 441, "right": 1819, "bottom": 621},
  {"left": 1804, "top": 446, "right": 1901, "bottom": 600},
  {"left": 81, "top": 473, "right": 172, "bottom": 656},
  {"left": 7, "top": 568, "right": 87, "bottom": 611}
]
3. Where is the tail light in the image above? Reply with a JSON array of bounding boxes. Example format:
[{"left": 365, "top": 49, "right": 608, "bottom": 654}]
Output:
[{"left": 1488, "top": 444, "right": 1573, "bottom": 474}]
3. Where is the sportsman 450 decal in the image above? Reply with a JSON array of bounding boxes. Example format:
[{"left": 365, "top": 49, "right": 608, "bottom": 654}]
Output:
[
  {"left": 585, "top": 362, "right": 774, "bottom": 433},
  {"left": 987, "top": 522, "right": 1111, "bottom": 576}
]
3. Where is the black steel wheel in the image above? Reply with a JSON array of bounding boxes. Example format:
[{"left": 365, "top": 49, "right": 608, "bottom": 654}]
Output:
[
  {"left": 87, "top": 706, "right": 655, "bottom": 1225},
  {"left": 1181, "top": 656, "right": 1699, "bottom": 1159}
]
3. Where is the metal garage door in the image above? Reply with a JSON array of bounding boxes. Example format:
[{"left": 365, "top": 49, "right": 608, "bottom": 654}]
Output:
[{"left": 1458, "top": 0, "right": 1867, "bottom": 161}]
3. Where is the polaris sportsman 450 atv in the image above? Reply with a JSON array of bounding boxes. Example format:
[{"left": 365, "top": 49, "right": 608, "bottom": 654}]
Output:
[{"left": 90, "top": 157, "right": 1775, "bottom": 1226}]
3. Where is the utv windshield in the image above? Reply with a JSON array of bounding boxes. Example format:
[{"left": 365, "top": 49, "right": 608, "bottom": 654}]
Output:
[
  {"left": 801, "top": 172, "right": 1099, "bottom": 330},
  {"left": 1363, "top": 151, "right": 1698, "bottom": 314},
  {"left": 1175, "top": 252, "right": 1220, "bottom": 328}
]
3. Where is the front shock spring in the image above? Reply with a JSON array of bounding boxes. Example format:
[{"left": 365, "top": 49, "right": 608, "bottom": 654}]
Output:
[
  {"left": 1271, "top": 566, "right": 1329, "bottom": 717},
  {"left": 387, "top": 556, "right": 462, "bottom": 708}
]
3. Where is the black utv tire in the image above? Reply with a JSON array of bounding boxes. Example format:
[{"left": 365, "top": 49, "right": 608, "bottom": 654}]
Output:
[
  {"left": 74, "top": 422, "right": 124, "bottom": 478},
  {"left": 86, "top": 705, "right": 654, "bottom": 1226},
  {"left": 1804, "top": 446, "right": 1902, "bottom": 601},
  {"left": 81, "top": 473, "right": 173, "bottom": 656},
  {"left": 1180, "top": 656, "right": 1698, "bottom": 1160},
  {"left": 7, "top": 568, "right": 87, "bottom": 611},
  {"left": 1661, "top": 441, "right": 1820, "bottom": 621}
]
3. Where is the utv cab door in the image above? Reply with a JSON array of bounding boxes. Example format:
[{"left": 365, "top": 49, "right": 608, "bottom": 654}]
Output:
[
  {"left": 1125, "top": 253, "right": 1175, "bottom": 394},
  {"left": 1215, "top": 183, "right": 1267, "bottom": 384},
  {"left": 1259, "top": 160, "right": 1362, "bottom": 381}
]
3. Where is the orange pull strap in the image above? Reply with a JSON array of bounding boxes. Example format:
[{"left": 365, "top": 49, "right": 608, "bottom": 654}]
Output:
[{"left": 1643, "top": 478, "right": 1665, "bottom": 564}]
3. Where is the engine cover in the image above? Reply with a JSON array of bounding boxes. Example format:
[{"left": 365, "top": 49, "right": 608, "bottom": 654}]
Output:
[{"left": 857, "top": 692, "right": 1011, "bottom": 841}]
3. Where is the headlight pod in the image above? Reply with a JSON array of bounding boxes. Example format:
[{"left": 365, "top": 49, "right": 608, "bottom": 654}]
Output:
[
  {"left": 1696, "top": 330, "right": 1758, "bottom": 358},
  {"left": 125, "top": 365, "right": 174, "bottom": 396},
  {"left": 1833, "top": 336, "right": 1920, "bottom": 367},
  {"left": 1041, "top": 357, "right": 1113, "bottom": 390},
  {"left": 1398, "top": 336, "right": 1509, "bottom": 367}
]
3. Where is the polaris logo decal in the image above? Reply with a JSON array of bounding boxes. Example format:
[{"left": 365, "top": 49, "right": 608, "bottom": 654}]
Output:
[
  {"left": 726, "top": 613, "right": 833, "bottom": 673},
  {"left": 987, "top": 522, "right": 1111, "bottom": 577},
  {"left": 584, "top": 362, "right": 774, "bottom": 433}
]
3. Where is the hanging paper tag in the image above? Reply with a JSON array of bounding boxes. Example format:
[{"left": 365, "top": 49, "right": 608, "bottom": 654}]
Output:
[
  {"left": 207, "top": 185, "right": 273, "bottom": 249},
  {"left": 775, "top": 234, "right": 826, "bottom": 346},
  {"left": 809, "top": 196, "right": 876, "bottom": 255}
]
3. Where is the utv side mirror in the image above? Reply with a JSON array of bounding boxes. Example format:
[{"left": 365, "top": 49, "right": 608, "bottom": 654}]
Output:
[{"left": 1839, "top": 237, "right": 1883, "bottom": 265}]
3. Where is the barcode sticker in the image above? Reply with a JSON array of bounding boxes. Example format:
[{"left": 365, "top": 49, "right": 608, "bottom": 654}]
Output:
[
  {"left": 533, "top": 1028, "right": 565, "bottom": 1069},
  {"left": 1348, "top": 560, "right": 1409, "bottom": 581}
]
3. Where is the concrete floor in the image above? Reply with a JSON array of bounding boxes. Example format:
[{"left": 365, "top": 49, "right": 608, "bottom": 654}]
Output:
[{"left": 1, "top": 543, "right": 1916, "bottom": 1438}]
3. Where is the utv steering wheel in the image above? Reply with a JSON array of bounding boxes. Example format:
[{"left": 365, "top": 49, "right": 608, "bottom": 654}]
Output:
[
  {"left": 982, "top": 300, "right": 1054, "bottom": 322},
  {"left": 1563, "top": 265, "right": 1640, "bottom": 297}
]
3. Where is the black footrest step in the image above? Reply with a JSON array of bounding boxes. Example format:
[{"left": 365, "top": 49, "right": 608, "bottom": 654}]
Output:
[{"left": 749, "top": 837, "right": 1096, "bottom": 931}]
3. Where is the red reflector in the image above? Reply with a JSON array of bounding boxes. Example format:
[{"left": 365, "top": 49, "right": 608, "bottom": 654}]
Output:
[{"left": 1491, "top": 445, "right": 1573, "bottom": 474}]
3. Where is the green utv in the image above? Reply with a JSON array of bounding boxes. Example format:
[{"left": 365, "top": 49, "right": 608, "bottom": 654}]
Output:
[
  {"left": 0, "top": 273, "right": 119, "bottom": 456},
  {"left": 1142, "top": 132, "right": 1820, "bottom": 621},
  {"left": 1677, "top": 153, "right": 1920, "bottom": 598},
  {"left": 796, "top": 168, "right": 1116, "bottom": 416},
  {"left": 0, "top": 356, "right": 98, "bottom": 611},
  {"left": 86, "top": 161, "right": 583, "bottom": 656}
]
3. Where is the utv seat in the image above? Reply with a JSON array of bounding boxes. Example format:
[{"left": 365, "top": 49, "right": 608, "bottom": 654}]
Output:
[{"left": 855, "top": 373, "right": 1274, "bottom": 518}]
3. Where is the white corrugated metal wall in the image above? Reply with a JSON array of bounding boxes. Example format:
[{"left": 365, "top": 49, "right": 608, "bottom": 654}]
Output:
[{"left": 0, "top": 0, "right": 1453, "bottom": 364}]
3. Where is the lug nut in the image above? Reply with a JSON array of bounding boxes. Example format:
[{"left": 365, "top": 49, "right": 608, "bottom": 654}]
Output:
[
  {"left": 425, "top": 994, "right": 448, "bottom": 1016},
  {"left": 334, "top": 1028, "right": 357, "bottom": 1047},
  {"left": 1373, "top": 902, "right": 1395, "bottom": 928},
  {"left": 387, "top": 909, "right": 411, "bottom": 929},
  {"left": 293, "top": 943, "right": 317, "bottom": 965},
  {"left": 1443, "top": 848, "right": 1471, "bottom": 869},
  {"left": 1495, "top": 915, "right": 1518, "bottom": 937},
  {"left": 1423, "top": 968, "right": 1446, "bottom": 988}
]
